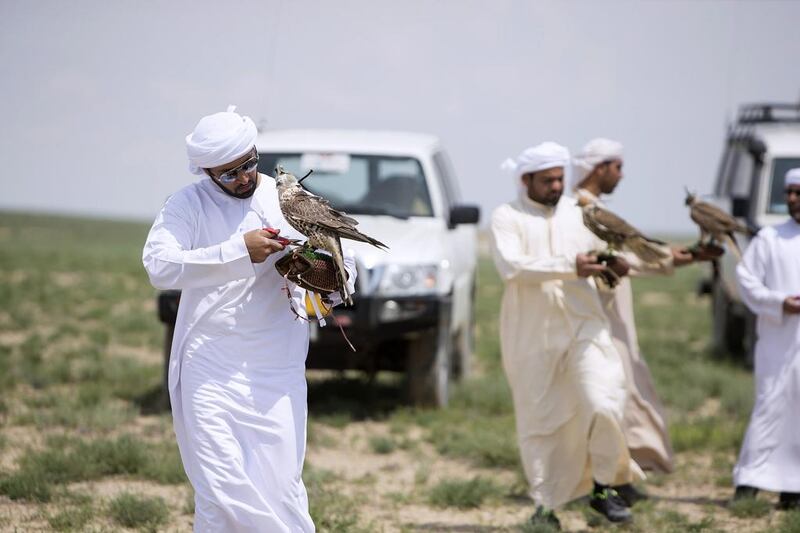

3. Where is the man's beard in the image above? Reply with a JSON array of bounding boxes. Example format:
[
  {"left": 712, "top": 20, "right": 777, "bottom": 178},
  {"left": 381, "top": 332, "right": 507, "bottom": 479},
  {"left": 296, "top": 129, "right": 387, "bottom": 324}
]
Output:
[
  {"left": 531, "top": 191, "right": 562, "bottom": 206},
  {"left": 790, "top": 205, "right": 800, "bottom": 223},
  {"left": 211, "top": 178, "right": 257, "bottom": 199}
]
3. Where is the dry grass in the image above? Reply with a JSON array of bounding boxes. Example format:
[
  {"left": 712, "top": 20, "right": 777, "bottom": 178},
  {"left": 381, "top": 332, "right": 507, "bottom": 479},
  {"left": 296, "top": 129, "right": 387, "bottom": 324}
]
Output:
[{"left": 0, "top": 213, "right": 784, "bottom": 532}]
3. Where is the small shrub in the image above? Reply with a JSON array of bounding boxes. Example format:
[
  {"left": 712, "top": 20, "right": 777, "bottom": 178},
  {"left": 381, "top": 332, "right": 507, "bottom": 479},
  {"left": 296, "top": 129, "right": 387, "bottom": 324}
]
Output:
[
  {"left": 520, "top": 522, "right": 560, "bottom": 533},
  {"left": 107, "top": 492, "right": 169, "bottom": 531},
  {"left": 728, "top": 497, "right": 771, "bottom": 518},
  {"left": 0, "top": 470, "right": 52, "bottom": 502},
  {"left": 141, "top": 443, "right": 187, "bottom": 484},
  {"left": 368, "top": 436, "right": 396, "bottom": 455},
  {"left": 777, "top": 509, "right": 800, "bottom": 533},
  {"left": 428, "top": 476, "right": 502, "bottom": 509},
  {"left": 183, "top": 489, "right": 195, "bottom": 515},
  {"left": 306, "top": 475, "right": 361, "bottom": 532},
  {"left": 48, "top": 504, "right": 94, "bottom": 531},
  {"left": 429, "top": 414, "right": 519, "bottom": 468}
]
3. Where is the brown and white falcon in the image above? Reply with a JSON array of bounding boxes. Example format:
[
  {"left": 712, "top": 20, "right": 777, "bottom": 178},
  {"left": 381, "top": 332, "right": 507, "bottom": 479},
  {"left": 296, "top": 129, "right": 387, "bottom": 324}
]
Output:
[
  {"left": 273, "top": 166, "right": 388, "bottom": 305},
  {"left": 684, "top": 190, "right": 754, "bottom": 259},
  {"left": 577, "top": 196, "right": 671, "bottom": 265}
]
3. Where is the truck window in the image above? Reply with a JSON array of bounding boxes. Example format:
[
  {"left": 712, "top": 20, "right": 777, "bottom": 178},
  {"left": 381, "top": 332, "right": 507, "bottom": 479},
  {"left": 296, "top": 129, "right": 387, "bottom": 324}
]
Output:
[
  {"left": 259, "top": 153, "right": 433, "bottom": 218},
  {"left": 715, "top": 145, "right": 736, "bottom": 196},
  {"left": 729, "top": 148, "right": 755, "bottom": 198},
  {"left": 767, "top": 157, "right": 800, "bottom": 214}
]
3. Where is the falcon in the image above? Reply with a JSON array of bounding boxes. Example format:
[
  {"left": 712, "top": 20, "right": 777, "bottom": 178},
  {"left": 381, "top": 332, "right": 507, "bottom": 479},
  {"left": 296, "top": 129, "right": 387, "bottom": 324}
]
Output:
[
  {"left": 273, "top": 166, "right": 388, "bottom": 305},
  {"left": 578, "top": 196, "right": 671, "bottom": 265},
  {"left": 684, "top": 190, "right": 754, "bottom": 259}
]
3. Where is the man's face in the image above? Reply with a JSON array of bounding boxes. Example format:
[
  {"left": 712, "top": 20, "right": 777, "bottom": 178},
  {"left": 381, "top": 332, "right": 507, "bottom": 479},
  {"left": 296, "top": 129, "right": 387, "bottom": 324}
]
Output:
[
  {"left": 787, "top": 185, "right": 800, "bottom": 223},
  {"left": 597, "top": 159, "right": 623, "bottom": 194},
  {"left": 206, "top": 149, "right": 259, "bottom": 198},
  {"left": 522, "top": 167, "right": 564, "bottom": 206}
]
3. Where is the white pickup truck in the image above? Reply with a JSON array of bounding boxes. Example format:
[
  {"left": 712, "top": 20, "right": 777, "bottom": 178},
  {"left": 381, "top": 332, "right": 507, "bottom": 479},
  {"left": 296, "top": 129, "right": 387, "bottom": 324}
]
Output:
[
  {"left": 158, "top": 130, "right": 480, "bottom": 406},
  {"left": 701, "top": 102, "right": 800, "bottom": 365}
]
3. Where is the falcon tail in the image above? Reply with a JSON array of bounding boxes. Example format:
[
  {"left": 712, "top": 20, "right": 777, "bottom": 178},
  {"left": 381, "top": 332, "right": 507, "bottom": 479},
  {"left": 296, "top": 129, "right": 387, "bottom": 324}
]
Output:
[
  {"left": 626, "top": 236, "right": 671, "bottom": 265},
  {"left": 337, "top": 226, "right": 389, "bottom": 250},
  {"left": 723, "top": 232, "right": 742, "bottom": 261},
  {"left": 328, "top": 238, "right": 353, "bottom": 306}
]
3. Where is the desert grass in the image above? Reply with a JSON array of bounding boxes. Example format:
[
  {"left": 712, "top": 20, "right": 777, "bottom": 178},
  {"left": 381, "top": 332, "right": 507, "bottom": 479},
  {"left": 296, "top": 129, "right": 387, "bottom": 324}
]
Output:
[{"left": 0, "top": 212, "right": 785, "bottom": 532}]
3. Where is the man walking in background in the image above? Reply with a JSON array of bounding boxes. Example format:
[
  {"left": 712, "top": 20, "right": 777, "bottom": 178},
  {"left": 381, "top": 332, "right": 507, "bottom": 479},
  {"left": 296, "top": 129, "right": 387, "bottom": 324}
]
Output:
[
  {"left": 732, "top": 168, "right": 800, "bottom": 510},
  {"left": 573, "top": 138, "right": 711, "bottom": 498},
  {"left": 490, "top": 142, "right": 642, "bottom": 528},
  {"left": 143, "top": 106, "right": 355, "bottom": 532},
  {"left": 571, "top": 138, "right": 699, "bottom": 503}
]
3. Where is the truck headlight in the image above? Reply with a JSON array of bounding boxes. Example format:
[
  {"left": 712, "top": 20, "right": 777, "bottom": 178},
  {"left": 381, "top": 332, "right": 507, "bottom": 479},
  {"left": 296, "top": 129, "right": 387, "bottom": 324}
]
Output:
[{"left": 377, "top": 264, "right": 439, "bottom": 296}]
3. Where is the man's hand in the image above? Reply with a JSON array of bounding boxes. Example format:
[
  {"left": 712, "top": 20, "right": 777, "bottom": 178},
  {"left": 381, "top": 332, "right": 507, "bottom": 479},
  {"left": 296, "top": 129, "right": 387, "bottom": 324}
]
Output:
[
  {"left": 783, "top": 296, "right": 800, "bottom": 315},
  {"left": 689, "top": 243, "right": 725, "bottom": 262},
  {"left": 576, "top": 253, "right": 607, "bottom": 278},
  {"left": 244, "top": 228, "right": 285, "bottom": 263},
  {"left": 671, "top": 246, "right": 695, "bottom": 267}
]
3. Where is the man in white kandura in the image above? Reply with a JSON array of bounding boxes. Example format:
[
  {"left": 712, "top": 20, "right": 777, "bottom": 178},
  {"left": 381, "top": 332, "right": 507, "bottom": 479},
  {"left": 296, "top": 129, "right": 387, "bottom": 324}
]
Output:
[
  {"left": 732, "top": 167, "right": 800, "bottom": 511},
  {"left": 143, "top": 106, "right": 355, "bottom": 532},
  {"left": 571, "top": 138, "right": 700, "bottom": 503},
  {"left": 490, "top": 142, "right": 643, "bottom": 529}
]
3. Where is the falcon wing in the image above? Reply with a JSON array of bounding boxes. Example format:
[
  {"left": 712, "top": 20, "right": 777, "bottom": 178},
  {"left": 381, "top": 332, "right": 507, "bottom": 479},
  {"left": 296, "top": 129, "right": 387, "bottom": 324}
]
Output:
[
  {"left": 590, "top": 206, "right": 641, "bottom": 239},
  {"left": 691, "top": 201, "right": 745, "bottom": 234},
  {"left": 290, "top": 190, "right": 388, "bottom": 249}
]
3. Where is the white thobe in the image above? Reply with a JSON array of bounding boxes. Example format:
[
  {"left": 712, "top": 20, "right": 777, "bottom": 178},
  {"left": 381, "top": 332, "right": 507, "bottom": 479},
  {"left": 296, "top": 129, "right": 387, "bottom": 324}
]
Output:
[
  {"left": 490, "top": 193, "right": 643, "bottom": 509},
  {"left": 733, "top": 220, "right": 800, "bottom": 493},
  {"left": 143, "top": 174, "right": 355, "bottom": 532},
  {"left": 576, "top": 188, "right": 675, "bottom": 473}
]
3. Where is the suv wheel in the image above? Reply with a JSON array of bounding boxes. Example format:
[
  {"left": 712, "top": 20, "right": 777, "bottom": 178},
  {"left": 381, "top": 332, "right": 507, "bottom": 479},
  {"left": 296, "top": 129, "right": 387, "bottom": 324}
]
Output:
[
  {"left": 407, "top": 325, "right": 452, "bottom": 407},
  {"left": 452, "top": 279, "right": 476, "bottom": 381},
  {"left": 711, "top": 280, "right": 756, "bottom": 364},
  {"left": 712, "top": 280, "right": 740, "bottom": 355}
]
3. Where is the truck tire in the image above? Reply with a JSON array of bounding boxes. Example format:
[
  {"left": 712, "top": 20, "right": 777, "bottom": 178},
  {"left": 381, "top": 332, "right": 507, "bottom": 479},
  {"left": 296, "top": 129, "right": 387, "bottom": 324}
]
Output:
[
  {"left": 407, "top": 326, "right": 451, "bottom": 407},
  {"left": 711, "top": 281, "right": 759, "bottom": 368},
  {"left": 452, "top": 324, "right": 473, "bottom": 381},
  {"left": 712, "top": 281, "right": 738, "bottom": 354},
  {"left": 452, "top": 283, "right": 476, "bottom": 381},
  {"left": 742, "top": 311, "right": 757, "bottom": 368}
]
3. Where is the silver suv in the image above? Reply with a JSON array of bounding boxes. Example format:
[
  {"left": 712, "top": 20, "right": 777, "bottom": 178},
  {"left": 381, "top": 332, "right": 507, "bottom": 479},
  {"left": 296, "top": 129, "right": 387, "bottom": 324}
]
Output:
[{"left": 702, "top": 101, "right": 800, "bottom": 364}]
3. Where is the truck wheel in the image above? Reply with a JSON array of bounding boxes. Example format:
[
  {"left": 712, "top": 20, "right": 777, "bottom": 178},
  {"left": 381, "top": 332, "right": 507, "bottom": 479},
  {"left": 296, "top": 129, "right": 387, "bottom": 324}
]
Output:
[
  {"left": 452, "top": 282, "right": 476, "bottom": 381},
  {"left": 742, "top": 311, "right": 757, "bottom": 368},
  {"left": 711, "top": 282, "right": 755, "bottom": 358},
  {"left": 452, "top": 326, "right": 473, "bottom": 381},
  {"left": 407, "top": 326, "right": 451, "bottom": 408}
]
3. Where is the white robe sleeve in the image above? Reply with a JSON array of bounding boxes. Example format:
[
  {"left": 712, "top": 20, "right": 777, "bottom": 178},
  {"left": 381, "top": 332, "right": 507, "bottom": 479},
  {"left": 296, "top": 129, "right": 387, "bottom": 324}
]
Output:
[
  {"left": 142, "top": 198, "right": 256, "bottom": 290},
  {"left": 623, "top": 249, "right": 675, "bottom": 278},
  {"left": 490, "top": 206, "right": 578, "bottom": 284},
  {"left": 736, "top": 232, "right": 786, "bottom": 320}
]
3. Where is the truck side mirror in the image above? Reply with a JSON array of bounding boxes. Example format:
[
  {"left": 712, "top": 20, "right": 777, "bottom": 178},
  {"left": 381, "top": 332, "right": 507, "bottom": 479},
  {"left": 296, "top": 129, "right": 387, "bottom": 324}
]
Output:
[
  {"left": 747, "top": 138, "right": 767, "bottom": 164},
  {"left": 732, "top": 197, "right": 750, "bottom": 218},
  {"left": 448, "top": 205, "right": 480, "bottom": 228}
]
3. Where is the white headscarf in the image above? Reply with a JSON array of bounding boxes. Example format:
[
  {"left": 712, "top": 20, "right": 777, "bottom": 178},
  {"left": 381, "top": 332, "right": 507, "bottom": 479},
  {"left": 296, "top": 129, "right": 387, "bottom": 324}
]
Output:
[
  {"left": 501, "top": 142, "right": 570, "bottom": 184},
  {"left": 571, "top": 138, "right": 624, "bottom": 190},
  {"left": 786, "top": 168, "right": 800, "bottom": 187},
  {"left": 185, "top": 105, "right": 258, "bottom": 175}
]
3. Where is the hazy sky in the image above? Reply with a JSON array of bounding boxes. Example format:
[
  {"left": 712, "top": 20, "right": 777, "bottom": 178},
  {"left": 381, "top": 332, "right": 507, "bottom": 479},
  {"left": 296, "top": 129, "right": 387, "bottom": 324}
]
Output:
[{"left": 1, "top": 0, "right": 799, "bottom": 233}]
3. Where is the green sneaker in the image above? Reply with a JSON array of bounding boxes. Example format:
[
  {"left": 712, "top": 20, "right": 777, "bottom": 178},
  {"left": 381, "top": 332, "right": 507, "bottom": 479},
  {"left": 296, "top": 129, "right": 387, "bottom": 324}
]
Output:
[{"left": 529, "top": 505, "right": 561, "bottom": 531}]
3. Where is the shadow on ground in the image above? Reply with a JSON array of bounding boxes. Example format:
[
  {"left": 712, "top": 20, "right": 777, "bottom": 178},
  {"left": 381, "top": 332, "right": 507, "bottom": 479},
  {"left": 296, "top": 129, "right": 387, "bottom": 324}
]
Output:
[{"left": 307, "top": 372, "right": 408, "bottom": 420}]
